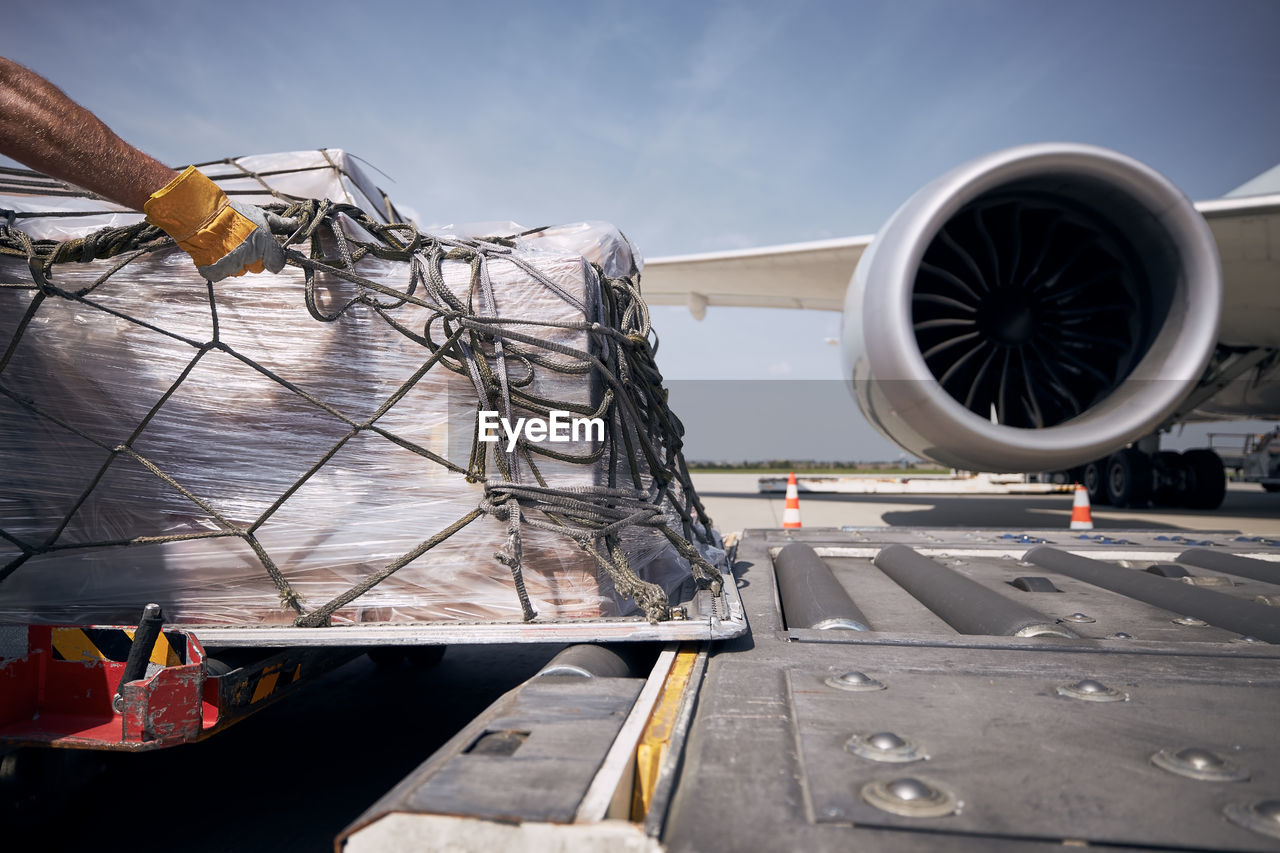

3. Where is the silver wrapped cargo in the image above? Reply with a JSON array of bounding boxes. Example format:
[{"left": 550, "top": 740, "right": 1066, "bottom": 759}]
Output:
[{"left": 0, "top": 151, "right": 739, "bottom": 644}]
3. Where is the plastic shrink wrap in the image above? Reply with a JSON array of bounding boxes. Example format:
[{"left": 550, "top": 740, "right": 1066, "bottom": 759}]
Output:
[{"left": 0, "top": 150, "right": 717, "bottom": 628}]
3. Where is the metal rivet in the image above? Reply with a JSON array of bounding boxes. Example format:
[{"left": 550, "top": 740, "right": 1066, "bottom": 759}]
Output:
[
  {"left": 861, "top": 776, "right": 957, "bottom": 817},
  {"left": 888, "top": 778, "right": 930, "bottom": 800},
  {"left": 1056, "top": 678, "right": 1127, "bottom": 702},
  {"left": 1179, "top": 748, "right": 1222, "bottom": 769},
  {"left": 825, "top": 671, "right": 886, "bottom": 692},
  {"left": 1061, "top": 613, "right": 1095, "bottom": 623},
  {"left": 1225, "top": 799, "right": 1280, "bottom": 839},
  {"left": 1172, "top": 616, "right": 1208, "bottom": 627},
  {"left": 869, "top": 732, "right": 906, "bottom": 750},
  {"left": 1151, "top": 747, "right": 1249, "bottom": 782},
  {"left": 846, "top": 731, "right": 925, "bottom": 763}
]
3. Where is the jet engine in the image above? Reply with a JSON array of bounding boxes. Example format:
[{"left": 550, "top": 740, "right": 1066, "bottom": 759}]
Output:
[{"left": 842, "top": 143, "right": 1223, "bottom": 473}]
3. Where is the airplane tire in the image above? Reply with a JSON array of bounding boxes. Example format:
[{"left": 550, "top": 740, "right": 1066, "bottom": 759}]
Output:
[
  {"left": 1106, "top": 448, "right": 1151, "bottom": 508},
  {"left": 1083, "top": 459, "right": 1110, "bottom": 505},
  {"left": 1151, "top": 450, "right": 1186, "bottom": 506},
  {"left": 1182, "top": 449, "right": 1226, "bottom": 509},
  {"left": 1264, "top": 483, "right": 1280, "bottom": 493}
]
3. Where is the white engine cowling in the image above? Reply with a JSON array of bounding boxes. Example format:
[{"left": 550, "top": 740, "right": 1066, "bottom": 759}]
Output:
[{"left": 841, "top": 143, "right": 1222, "bottom": 473}]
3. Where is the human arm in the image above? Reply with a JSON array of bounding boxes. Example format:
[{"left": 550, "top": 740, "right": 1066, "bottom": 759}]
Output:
[
  {"left": 0, "top": 57, "right": 285, "bottom": 279},
  {"left": 0, "top": 56, "right": 177, "bottom": 210}
]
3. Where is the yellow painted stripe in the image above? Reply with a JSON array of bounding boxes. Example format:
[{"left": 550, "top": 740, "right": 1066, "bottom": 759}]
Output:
[
  {"left": 160, "top": 633, "right": 182, "bottom": 667},
  {"left": 121, "top": 628, "right": 180, "bottom": 667},
  {"left": 119, "top": 625, "right": 183, "bottom": 666},
  {"left": 251, "top": 671, "right": 281, "bottom": 704},
  {"left": 631, "top": 646, "right": 698, "bottom": 820},
  {"left": 52, "top": 628, "right": 102, "bottom": 663}
]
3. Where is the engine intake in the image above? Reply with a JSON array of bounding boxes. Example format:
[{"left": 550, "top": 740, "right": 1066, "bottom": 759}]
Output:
[{"left": 842, "top": 144, "right": 1222, "bottom": 473}]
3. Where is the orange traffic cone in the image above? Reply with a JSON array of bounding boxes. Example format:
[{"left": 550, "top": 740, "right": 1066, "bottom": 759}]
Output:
[
  {"left": 1069, "top": 483, "right": 1094, "bottom": 529},
  {"left": 782, "top": 472, "right": 802, "bottom": 529}
]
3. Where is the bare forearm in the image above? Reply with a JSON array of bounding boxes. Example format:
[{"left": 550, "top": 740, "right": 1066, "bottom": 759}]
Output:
[
  {"left": 2, "top": 57, "right": 287, "bottom": 281},
  {"left": 0, "top": 57, "right": 177, "bottom": 210}
]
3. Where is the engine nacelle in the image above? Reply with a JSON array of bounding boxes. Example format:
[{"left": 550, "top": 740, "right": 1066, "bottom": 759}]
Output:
[{"left": 842, "top": 143, "right": 1222, "bottom": 473}]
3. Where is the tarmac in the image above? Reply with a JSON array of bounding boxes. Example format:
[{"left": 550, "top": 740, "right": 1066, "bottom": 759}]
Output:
[{"left": 690, "top": 473, "right": 1280, "bottom": 537}]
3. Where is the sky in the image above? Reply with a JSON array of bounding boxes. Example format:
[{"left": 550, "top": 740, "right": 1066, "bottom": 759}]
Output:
[{"left": 3, "top": 0, "right": 1278, "bottom": 459}]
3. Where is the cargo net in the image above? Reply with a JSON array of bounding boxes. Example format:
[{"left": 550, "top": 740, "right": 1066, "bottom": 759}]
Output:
[{"left": 0, "top": 166, "right": 723, "bottom": 626}]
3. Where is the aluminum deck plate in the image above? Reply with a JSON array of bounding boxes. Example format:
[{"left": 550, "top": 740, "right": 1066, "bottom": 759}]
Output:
[
  {"left": 662, "top": 528, "right": 1280, "bottom": 851},
  {"left": 167, "top": 580, "right": 745, "bottom": 648}
]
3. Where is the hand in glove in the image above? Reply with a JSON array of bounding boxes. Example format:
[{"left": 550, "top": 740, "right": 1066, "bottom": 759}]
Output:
[{"left": 143, "top": 166, "right": 292, "bottom": 281}]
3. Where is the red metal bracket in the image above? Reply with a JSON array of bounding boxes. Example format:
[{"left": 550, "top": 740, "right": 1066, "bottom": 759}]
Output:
[{"left": 0, "top": 624, "right": 213, "bottom": 751}]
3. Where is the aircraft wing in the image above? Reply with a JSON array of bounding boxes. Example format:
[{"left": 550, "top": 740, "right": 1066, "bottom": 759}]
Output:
[
  {"left": 1196, "top": 192, "right": 1280, "bottom": 349},
  {"left": 640, "top": 194, "right": 1280, "bottom": 338},
  {"left": 642, "top": 235, "right": 871, "bottom": 318}
]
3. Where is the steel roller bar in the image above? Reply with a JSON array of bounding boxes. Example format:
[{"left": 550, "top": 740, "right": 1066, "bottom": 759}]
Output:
[
  {"left": 536, "top": 644, "right": 638, "bottom": 679},
  {"left": 774, "top": 543, "right": 872, "bottom": 631},
  {"left": 1026, "top": 546, "right": 1280, "bottom": 644},
  {"left": 873, "top": 545, "right": 1074, "bottom": 637},
  {"left": 1177, "top": 548, "right": 1280, "bottom": 586}
]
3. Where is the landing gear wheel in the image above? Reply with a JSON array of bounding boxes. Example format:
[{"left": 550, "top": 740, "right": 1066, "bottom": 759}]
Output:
[
  {"left": 1264, "top": 483, "right": 1280, "bottom": 493},
  {"left": 1106, "top": 448, "right": 1151, "bottom": 508},
  {"left": 1083, "top": 459, "right": 1110, "bottom": 506},
  {"left": 1182, "top": 449, "right": 1226, "bottom": 509},
  {"left": 1151, "top": 450, "right": 1186, "bottom": 507}
]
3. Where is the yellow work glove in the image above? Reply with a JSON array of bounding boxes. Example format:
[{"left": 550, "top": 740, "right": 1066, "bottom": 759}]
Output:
[{"left": 144, "top": 166, "right": 291, "bottom": 281}]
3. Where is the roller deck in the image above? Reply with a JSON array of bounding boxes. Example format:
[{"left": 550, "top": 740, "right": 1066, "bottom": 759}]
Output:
[{"left": 339, "top": 527, "right": 1280, "bottom": 851}]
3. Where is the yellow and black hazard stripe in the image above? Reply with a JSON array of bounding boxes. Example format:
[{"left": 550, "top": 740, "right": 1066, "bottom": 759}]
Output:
[
  {"left": 229, "top": 661, "right": 304, "bottom": 708},
  {"left": 50, "top": 627, "right": 186, "bottom": 667}
]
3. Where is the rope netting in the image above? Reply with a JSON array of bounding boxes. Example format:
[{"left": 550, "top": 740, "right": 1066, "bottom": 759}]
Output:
[{"left": 0, "top": 157, "right": 722, "bottom": 626}]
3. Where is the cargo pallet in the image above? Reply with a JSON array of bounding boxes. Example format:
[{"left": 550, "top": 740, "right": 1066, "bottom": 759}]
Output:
[{"left": 0, "top": 574, "right": 743, "bottom": 751}]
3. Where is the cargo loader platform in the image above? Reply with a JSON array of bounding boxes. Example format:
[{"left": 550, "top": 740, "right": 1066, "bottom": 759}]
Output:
[
  {"left": 338, "top": 528, "right": 1280, "bottom": 851},
  {"left": 664, "top": 528, "right": 1280, "bottom": 851}
]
